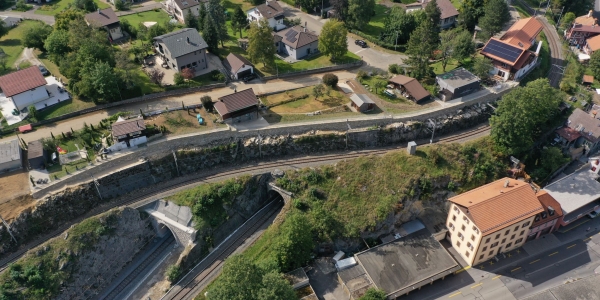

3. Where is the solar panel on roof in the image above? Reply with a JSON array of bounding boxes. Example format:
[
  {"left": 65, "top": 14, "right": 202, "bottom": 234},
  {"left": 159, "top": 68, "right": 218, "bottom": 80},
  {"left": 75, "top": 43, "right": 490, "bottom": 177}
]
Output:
[
  {"left": 289, "top": 37, "right": 297, "bottom": 43},
  {"left": 482, "top": 39, "right": 523, "bottom": 64},
  {"left": 286, "top": 30, "right": 296, "bottom": 37}
]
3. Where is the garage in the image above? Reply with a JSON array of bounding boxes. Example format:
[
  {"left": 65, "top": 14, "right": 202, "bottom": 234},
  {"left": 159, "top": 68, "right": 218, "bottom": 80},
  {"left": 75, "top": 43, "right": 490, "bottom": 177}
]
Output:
[
  {"left": 223, "top": 53, "right": 254, "bottom": 80},
  {"left": 237, "top": 68, "right": 253, "bottom": 79}
]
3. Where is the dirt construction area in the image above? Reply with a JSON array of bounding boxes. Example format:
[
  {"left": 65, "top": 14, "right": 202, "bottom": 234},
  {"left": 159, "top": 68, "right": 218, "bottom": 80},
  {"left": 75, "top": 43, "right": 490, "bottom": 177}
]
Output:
[{"left": 0, "top": 171, "right": 35, "bottom": 222}]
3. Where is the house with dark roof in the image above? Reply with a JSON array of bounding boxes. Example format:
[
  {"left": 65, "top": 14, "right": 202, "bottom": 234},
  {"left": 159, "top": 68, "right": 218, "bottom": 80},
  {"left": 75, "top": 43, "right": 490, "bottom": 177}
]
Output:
[
  {"left": 560, "top": 108, "right": 600, "bottom": 157},
  {"left": 402, "top": 0, "right": 459, "bottom": 29},
  {"left": 564, "top": 10, "right": 600, "bottom": 47},
  {"left": 164, "top": 0, "right": 207, "bottom": 24},
  {"left": 388, "top": 75, "right": 431, "bottom": 103},
  {"left": 27, "top": 139, "right": 45, "bottom": 170},
  {"left": 153, "top": 28, "right": 209, "bottom": 72},
  {"left": 480, "top": 17, "right": 544, "bottom": 81},
  {"left": 214, "top": 88, "right": 258, "bottom": 123},
  {"left": 273, "top": 26, "right": 319, "bottom": 60},
  {"left": 349, "top": 94, "right": 375, "bottom": 112},
  {"left": 223, "top": 53, "right": 254, "bottom": 80},
  {"left": 84, "top": 8, "right": 123, "bottom": 41},
  {"left": 446, "top": 178, "right": 544, "bottom": 266},
  {"left": 435, "top": 68, "right": 480, "bottom": 101},
  {"left": 247, "top": 0, "right": 285, "bottom": 31},
  {"left": 0, "top": 66, "right": 49, "bottom": 111},
  {"left": 111, "top": 116, "right": 147, "bottom": 148}
]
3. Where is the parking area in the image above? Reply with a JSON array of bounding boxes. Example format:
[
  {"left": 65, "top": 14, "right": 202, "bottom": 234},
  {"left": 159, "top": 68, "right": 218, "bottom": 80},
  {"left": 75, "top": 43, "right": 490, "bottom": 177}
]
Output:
[{"left": 306, "top": 257, "right": 348, "bottom": 300}]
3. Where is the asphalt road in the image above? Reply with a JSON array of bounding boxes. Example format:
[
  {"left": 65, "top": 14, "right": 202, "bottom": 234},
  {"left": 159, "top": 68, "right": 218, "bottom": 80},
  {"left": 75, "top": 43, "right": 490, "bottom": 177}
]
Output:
[{"left": 404, "top": 217, "right": 600, "bottom": 300}]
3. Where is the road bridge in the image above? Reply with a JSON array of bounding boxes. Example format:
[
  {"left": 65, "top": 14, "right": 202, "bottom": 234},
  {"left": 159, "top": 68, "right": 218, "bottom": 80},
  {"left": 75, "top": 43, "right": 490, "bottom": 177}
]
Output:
[{"left": 142, "top": 200, "right": 197, "bottom": 247}]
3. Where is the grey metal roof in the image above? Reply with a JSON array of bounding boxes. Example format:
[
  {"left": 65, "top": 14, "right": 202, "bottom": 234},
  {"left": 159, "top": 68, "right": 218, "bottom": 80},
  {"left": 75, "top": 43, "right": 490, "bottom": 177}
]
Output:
[
  {"left": 543, "top": 168, "right": 600, "bottom": 217},
  {"left": 436, "top": 68, "right": 480, "bottom": 91},
  {"left": 350, "top": 94, "right": 375, "bottom": 106},
  {"left": 154, "top": 28, "right": 208, "bottom": 58},
  {"left": 0, "top": 138, "right": 21, "bottom": 165}
]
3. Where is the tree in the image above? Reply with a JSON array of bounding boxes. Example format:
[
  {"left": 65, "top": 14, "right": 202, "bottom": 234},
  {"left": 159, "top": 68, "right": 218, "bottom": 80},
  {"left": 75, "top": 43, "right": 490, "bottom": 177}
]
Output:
[
  {"left": 346, "top": 0, "right": 375, "bottom": 30},
  {"left": 202, "top": 16, "right": 220, "bottom": 53},
  {"left": 73, "top": 0, "right": 98, "bottom": 12},
  {"left": 296, "top": 0, "right": 320, "bottom": 13},
  {"left": 44, "top": 30, "right": 71, "bottom": 58},
  {"left": 530, "top": 147, "right": 570, "bottom": 181},
  {"left": 166, "top": 264, "right": 182, "bottom": 282},
  {"left": 256, "top": 272, "right": 297, "bottom": 300},
  {"left": 424, "top": 0, "right": 441, "bottom": 36},
  {"left": 359, "top": 288, "right": 387, "bottom": 300},
  {"left": 201, "top": 95, "right": 214, "bottom": 111},
  {"left": 330, "top": 0, "right": 348, "bottom": 21},
  {"left": 28, "top": 105, "right": 37, "bottom": 120},
  {"left": 14, "top": 0, "right": 30, "bottom": 11},
  {"left": 185, "top": 10, "right": 198, "bottom": 29},
  {"left": 114, "top": 0, "right": 130, "bottom": 11},
  {"left": 231, "top": 7, "right": 249, "bottom": 38},
  {"left": 489, "top": 79, "right": 562, "bottom": 155},
  {"left": 207, "top": 0, "right": 228, "bottom": 47},
  {"left": 55, "top": 9, "right": 84, "bottom": 31},
  {"left": 318, "top": 19, "right": 348, "bottom": 61},
  {"left": 174, "top": 72, "right": 185, "bottom": 85},
  {"left": 590, "top": 51, "right": 600, "bottom": 80},
  {"left": 381, "top": 8, "right": 419, "bottom": 46},
  {"left": 115, "top": 50, "right": 136, "bottom": 89},
  {"left": 472, "top": 56, "right": 493, "bottom": 80},
  {"left": 181, "top": 68, "right": 195, "bottom": 80},
  {"left": 458, "top": 0, "right": 484, "bottom": 32},
  {"left": 77, "top": 61, "right": 121, "bottom": 102},
  {"left": 274, "top": 213, "right": 314, "bottom": 271},
  {"left": 405, "top": 19, "right": 436, "bottom": 79},
  {"left": 147, "top": 68, "right": 165, "bottom": 86},
  {"left": 23, "top": 24, "right": 53, "bottom": 51},
  {"left": 322, "top": 73, "right": 338, "bottom": 87},
  {"left": 313, "top": 84, "right": 325, "bottom": 99},
  {"left": 198, "top": 2, "right": 207, "bottom": 31},
  {"left": 561, "top": 12, "right": 576, "bottom": 28},
  {"left": 388, "top": 64, "right": 400, "bottom": 74},
  {"left": 0, "top": 20, "right": 8, "bottom": 40},
  {"left": 438, "top": 28, "right": 474, "bottom": 72},
  {"left": 374, "top": 79, "right": 386, "bottom": 94},
  {"left": 208, "top": 255, "right": 264, "bottom": 300},
  {"left": 478, "top": 0, "right": 510, "bottom": 39},
  {"left": 247, "top": 19, "right": 276, "bottom": 68}
]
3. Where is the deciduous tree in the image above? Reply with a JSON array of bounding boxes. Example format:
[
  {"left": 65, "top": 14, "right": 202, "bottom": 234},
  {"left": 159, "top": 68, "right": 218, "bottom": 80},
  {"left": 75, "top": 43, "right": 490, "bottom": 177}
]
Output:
[
  {"left": 381, "top": 7, "right": 419, "bottom": 46},
  {"left": 257, "top": 272, "right": 297, "bottom": 300},
  {"left": 318, "top": 19, "right": 348, "bottom": 61},
  {"left": 147, "top": 68, "right": 165, "bottom": 86},
  {"left": 458, "top": 0, "right": 484, "bottom": 32},
  {"left": 201, "top": 95, "right": 213, "bottom": 111},
  {"left": 182, "top": 68, "right": 194, "bottom": 80},
  {"left": 346, "top": 0, "right": 375, "bottom": 30},
  {"left": 472, "top": 56, "right": 493, "bottom": 80},
  {"left": 589, "top": 51, "right": 600, "bottom": 80},
  {"left": 478, "top": 0, "right": 510, "bottom": 39},
  {"left": 490, "top": 79, "right": 562, "bottom": 155},
  {"left": 273, "top": 213, "right": 314, "bottom": 271},
  {"left": 231, "top": 7, "right": 249, "bottom": 38},
  {"left": 438, "top": 27, "right": 474, "bottom": 72},
  {"left": 55, "top": 9, "right": 84, "bottom": 31},
  {"left": 247, "top": 19, "right": 276, "bottom": 68},
  {"left": 0, "top": 20, "right": 8, "bottom": 40},
  {"left": 23, "top": 24, "right": 52, "bottom": 51},
  {"left": 359, "top": 288, "right": 387, "bottom": 300},
  {"left": 330, "top": 0, "right": 348, "bottom": 21},
  {"left": 174, "top": 72, "right": 184, "bottom": 85},
  {"left": 73, "top": 0, "right": 98, "bottom": 12}
]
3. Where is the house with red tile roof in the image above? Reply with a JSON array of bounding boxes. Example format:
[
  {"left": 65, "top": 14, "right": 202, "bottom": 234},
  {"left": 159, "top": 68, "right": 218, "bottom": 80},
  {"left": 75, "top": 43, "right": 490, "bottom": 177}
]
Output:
[
  {"left": 480, "top": 17, "right": 543, "bottom": 81},
  {"left": 564, "top": 10, "right": 600, "bottom": 47},
  {"left": 0, "top": 66, "right": 48, "bottom": 111},
  {"left": 446, "top": 178, "right": 544, "bottom": 265},
  {"left": 528, "top": 190, "right": 563, "bottom": 241},
  {"left": 402, "top": 0, "right": 459, "bottom": 29}
]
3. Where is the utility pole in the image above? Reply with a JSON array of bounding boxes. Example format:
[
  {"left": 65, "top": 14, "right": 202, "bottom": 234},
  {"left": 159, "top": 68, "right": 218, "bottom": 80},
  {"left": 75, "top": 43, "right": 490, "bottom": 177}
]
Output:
[
  {"left": 346, "top": 119, "right": 351, "bottom": 149},
  {"left": 428, "top": 119, "right": 436, "bottom": 144},
  {"left": 0, "top": 214, "right": 17, "bottom": 244},
  {"left": 172, "top": 150, "right": 180, "bottom": 176},
  {"left": 258, "top": 131, "right": 262, "bottom": 158},
  {"left": 556, "top": 6, "right": 565, "bottom": 29},
  {"left": 91, "top": 175, "right": 103, "bottom": 201}
]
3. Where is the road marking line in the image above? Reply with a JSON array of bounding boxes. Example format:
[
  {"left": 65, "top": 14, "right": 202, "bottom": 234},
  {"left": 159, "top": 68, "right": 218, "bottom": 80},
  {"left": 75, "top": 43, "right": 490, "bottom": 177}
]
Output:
[
  {"left": 567, "top": 244, "right": 577, "bottom": 249},
  {"left": 549, "top": 251, "right": 559, "bottom": 256},
  {"left": 511, "top": 267, "right": 521, "bottom": 272},
  {"left": 492, "top": 275, "right": 502, "bottom": 280},
  {"left": 527, "top": 249, "right": 589, "bottom": 276},
  {"left": 585, "top": 237, "right": 592, "bottom": 241},
  {"left": 354, "top": 49, "right": 367, "bottom": 54},
  {"left": 529, "top": 259, "right": 540, "bottom": 264},
  {"left": 449, "top": 292, "right": 462, "bottom": 298},
  {"left": 454, "top": 266, "right": 471, "bottom": 274},
  {"left": 471, "top": 283, "right": 483, "bottom": 288}
]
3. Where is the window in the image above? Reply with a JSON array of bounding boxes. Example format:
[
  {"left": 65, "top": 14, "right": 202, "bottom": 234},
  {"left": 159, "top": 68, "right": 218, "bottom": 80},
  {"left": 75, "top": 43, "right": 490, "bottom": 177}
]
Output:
[
  {"left": 471, "top": 234, "right": 475, "bottom": 241},
  {"left": 506, "top": 242, "right": 512, "bottom": 248},
  {"left": 463, "top": 216, "right": 470, "bottom": 224},
  {"left": 456, "top": 241, "right": 461, "bottom": 247},
  {"left": 473, "top": 226, "right": 479, "bottom": 234},
  {"left": 458, "top": 233, "right": 464, "bottom": 240},
  {"left": 485, "top": 238, "right": 491, "bottom": 244},
  {"left": 514, "top": 226, "right": 519, "bottom": 232},
  {"left": 448, "top": 223, "right": 455, "bottom": 230},
  {"left": 495, "top": 234, "right": 500, "bottom": 240},
  {"left": 535, "top": 215, "right": 541, "bottom": 222},
  {"left": 549, "top": 207, "right": 555, "bottom": 216},
  {"left": 489, "top": 250, "right": 494, "bottom": 256},
  {"left": 479, "top": 254, "right": 485, "bottom": 260},
  {"left": 461, "top": 225, "right": 466, "bottom": 231},
  {"left": 452, "top": 215, "right": 457, "bottom": 221},
  {"left": 482, "top": 246, "right": 487, "bottom": 252},
  {"left": 522, "top": 221, "right": 531, "bottom": 228},
  {"left": 465, "top": 251, "right": 470, "bottom": 257},
  {"left": 541, "top": 212, "right": 548, "bottom": 219},
  {"left": 505, "top": 230, "right": 510, "bottom": 236},
  {"left": 453, "top": 206, "right": 459, "bottom": 213},
  {"left": 467, "top": 242, "right": 472, "bottom": 248},
  {"left": 516, "top": 238, "right": 523, "bottom": 244},
  {"left": 501, "top": 238, "right": 506, "bottom": 244},
  {"left": 511, "top": 234, "right": 516, "bottom": 240},
  {"left": 491, "top": 242, "right": 498, "bottom": 247},
  {"left": 520, "top": 230, "right": 525, "bottom": 236}
]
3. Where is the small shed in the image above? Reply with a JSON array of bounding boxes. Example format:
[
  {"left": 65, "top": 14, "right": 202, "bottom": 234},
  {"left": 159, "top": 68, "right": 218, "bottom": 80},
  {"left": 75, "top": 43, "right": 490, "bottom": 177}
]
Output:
[
  {"left": 27, "top": 140, "right": 45, "bottom": 169},
  {"left": 214, "top": 88, "right": 259, "bottom": 123},
  {"left": 436, "top": 68, "right": 480, "bottom": 101},
  {"left": 350, "top": 94, "right": 375, "bottom": 112},
  {"left": 388, "top": 75, "right": 431, "bottom": 103},
  {"left": 223, "top": 53, "right": 254, "bottom": 80},
  {"left": 583, "top": 75, "right": 594, "bottom": 85}
]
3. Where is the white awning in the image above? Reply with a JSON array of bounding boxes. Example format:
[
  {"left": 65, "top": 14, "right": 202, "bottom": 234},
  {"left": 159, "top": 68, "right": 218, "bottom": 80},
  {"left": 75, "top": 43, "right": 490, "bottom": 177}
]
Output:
[{"left": 579, "top": 53, "right": 591, "bottom": 60}]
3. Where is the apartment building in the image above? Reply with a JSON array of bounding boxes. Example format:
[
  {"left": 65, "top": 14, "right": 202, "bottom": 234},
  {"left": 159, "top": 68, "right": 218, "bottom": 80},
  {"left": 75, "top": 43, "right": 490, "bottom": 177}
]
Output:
[{"left": 446, "top": 178, "right": 544, "bottom": 266}]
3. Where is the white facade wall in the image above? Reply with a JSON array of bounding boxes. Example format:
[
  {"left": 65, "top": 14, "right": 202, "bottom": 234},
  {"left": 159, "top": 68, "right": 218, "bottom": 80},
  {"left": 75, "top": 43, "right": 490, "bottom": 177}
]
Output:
[
  {"left": 446, "top": 204, "right": 483, "bottom": 265},
  {"left": 247, "top": 8, "right": 285, "bottom": 30},
  {"left": 234, "top": 64, "right": 254, "bottom": 79},
  {"left": 109, "top": 26, "right": 124, "bottom": 40},
  {"left": 11, "top": 86, "right": 48, "bottom": 110}
]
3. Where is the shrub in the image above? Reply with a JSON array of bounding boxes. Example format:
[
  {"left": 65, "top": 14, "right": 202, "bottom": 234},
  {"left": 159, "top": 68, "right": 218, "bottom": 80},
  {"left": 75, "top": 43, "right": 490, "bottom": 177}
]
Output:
[
  {"left": 201, "top": 95, "right": 214, "bottom": 111},
  {"left": 114, "top": 0, "right": 130, "bottom": 11},
  {"left": 322, "top": 73, "right": 338, "bottom": 87},
  {"left": 14, "top": 0, "right": 31, "bottom": 11},
  {"left": 388, "top": 64, "right": 400, "bottom": 74},
  {"left": 174, "top": 72, "right": 184, "bottom": 85},
  {"left": 166, "top": 264, "right": 182, "bottom": 282},
  {"left": 356, "top": 70, "right": 367, "bottom": 80}
]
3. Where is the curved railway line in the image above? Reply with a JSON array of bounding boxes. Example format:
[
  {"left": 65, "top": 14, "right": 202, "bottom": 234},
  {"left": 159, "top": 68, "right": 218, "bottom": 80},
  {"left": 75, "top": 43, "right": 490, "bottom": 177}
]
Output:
[{"left": 0, "top": 124, "right": 490, "bottom": 273}]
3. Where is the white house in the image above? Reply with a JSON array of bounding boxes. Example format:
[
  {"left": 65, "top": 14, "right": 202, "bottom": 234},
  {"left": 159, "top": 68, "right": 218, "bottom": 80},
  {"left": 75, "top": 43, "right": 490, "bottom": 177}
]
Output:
[
  {"left": 273, "top": 26, "right": 319, "bottom": 60},
  {"left": 0, "top": 67, "right": 48, "bottom": 111},
  {"left": 164, "top": 0, "right": 206, "bottom": 24},
  {"left": 247, "top": 0, "right": 286, "bottom": 31}
]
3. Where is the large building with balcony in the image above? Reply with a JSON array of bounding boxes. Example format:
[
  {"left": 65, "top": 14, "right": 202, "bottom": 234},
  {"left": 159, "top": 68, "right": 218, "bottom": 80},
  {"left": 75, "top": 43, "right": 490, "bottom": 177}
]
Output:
[{"left": 446, "top": 178, "right": 544, "bottom": 266}]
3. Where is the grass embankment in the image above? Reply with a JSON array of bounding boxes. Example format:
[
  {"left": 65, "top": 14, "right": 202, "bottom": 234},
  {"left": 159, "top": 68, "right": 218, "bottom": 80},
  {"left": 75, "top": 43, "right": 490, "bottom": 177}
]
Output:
[
  {"left": 35, "top": 0, "right": 109, "bottom": 15},
  {"left": 118, "top": 10, "right": 173, "bottom": 26},
  {"left": 261, "top": 86, "right": 350, "bottom": 113},
  {"left": 0, "top": 208, "right": 121, "bottom": 299},
  {"left": 245, "top": 137, "right": 507, "bottom": 267},
  {"left": 0, "top": 20, "right": 42, "bottom": 72}
]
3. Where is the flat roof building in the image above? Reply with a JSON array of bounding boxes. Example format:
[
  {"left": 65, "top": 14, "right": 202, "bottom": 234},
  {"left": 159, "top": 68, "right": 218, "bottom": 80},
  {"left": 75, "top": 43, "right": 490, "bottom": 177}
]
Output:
[
  {"left": 436, "top": 68, "right": 480, "bottom": 101},
  {"left": 544, "top": 168, "right": 600, "bottom": 225},
  {"left": 0, "top": 138, "right": 22, "bottom": 173}
]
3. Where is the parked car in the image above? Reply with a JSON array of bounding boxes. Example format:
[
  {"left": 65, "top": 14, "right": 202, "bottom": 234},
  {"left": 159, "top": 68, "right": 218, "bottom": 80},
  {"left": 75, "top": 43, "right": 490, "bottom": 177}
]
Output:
[
  {"left": 38, "top": 65, "right": 50, "bottom": 76},
  {"left": 242, "top": 74, "right": 256, "bottom": 83},
  {"left": 355, "top": 40, "right": 368, "bottom": 48},
  {"left": 589, "top": 208, "right": 600, "bottom": 218}
]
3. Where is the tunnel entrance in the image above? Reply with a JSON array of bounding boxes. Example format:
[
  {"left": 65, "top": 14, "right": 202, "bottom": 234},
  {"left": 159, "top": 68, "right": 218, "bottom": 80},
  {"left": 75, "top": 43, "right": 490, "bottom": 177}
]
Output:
[{"left": 141, "top": 200, "right": 197, "bottom": 247}]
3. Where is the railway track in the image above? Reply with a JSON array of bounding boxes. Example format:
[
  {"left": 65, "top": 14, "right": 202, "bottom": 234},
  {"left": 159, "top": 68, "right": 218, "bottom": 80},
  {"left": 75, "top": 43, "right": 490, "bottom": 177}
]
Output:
[
  {"left": 162, "top": 199, "right": 284, "bottom": 300},
  {"left": 99, "top": 234, "right": 175, "bottom": 300},
  {"left": 0, "top": 124, "right": 490, "bottom": 272}
]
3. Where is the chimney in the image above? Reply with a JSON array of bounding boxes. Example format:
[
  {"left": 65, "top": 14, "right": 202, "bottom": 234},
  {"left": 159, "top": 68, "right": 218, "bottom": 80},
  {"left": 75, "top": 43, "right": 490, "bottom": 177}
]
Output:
[
  {"left": 304, "top": 21, "right": 307, "bottom": 32},
  {"left": 187, "top": 36, "right": 190, "bottom": 44},
  {"left": 589, "top": 10, "right": 593, "bottom": 18}
]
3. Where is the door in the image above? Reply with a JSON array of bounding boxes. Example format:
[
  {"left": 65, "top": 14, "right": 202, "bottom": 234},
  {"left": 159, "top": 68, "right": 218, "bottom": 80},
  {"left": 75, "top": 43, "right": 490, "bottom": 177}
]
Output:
[{"left": 237, "top": 69, "right": 252, "bottom": 79}]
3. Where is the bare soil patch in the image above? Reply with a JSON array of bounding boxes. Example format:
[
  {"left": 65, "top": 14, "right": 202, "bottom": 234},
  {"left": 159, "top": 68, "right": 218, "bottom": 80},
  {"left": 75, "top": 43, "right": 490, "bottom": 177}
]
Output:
[
  {"left": 0, "top": 194, "right": 35, "bottom": 223},
  {"left": 0, "top": 171, "right": 30, "bottom": 204},
  {"left": 145, "top": 109, "right": 224, "bottom": 136}
]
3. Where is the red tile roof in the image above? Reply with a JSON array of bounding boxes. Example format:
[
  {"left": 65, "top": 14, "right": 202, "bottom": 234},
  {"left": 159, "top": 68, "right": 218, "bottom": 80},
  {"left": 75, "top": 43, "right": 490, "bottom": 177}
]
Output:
[
  {"left": 556, "top": 126, "right": 581, "bottom": 142},
  {"left": 584, "top": 74, "right": 595, "bottom": 84},
  {"left": 0, "top": 67, "right": 46, "bottom": 97},
  {"left": 449, "top": 178, "right": 544, "bottom": 235},
  {"left": 587, "top": 35, "right": 600, "bottom": 52},
  {"left": 501, "top": 17, "right": 543, "bottom": 49},
  {"left": 531, "top": 190, "right": 563, "bottom": 228},
  {"left": 214, "top": 88, "right": 258, "bottom": 116},
  {"left": 111, "top": 117, "right": 146, "bottom": 137}
]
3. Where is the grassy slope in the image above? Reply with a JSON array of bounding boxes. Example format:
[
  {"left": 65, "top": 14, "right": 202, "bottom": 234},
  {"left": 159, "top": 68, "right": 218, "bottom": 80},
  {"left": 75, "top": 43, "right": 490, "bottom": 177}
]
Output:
[
  {"left": 35, "top": 0, "right": 110, "bottom": 15},
  {"left": 520, "top": 32, "right": 549, "bottom": 85},
  {"left": 0, "top": 20, "right": 42, "bottom": 71},
  {"left": 118, "top": 10, "right": 172, "bottom": 26}
]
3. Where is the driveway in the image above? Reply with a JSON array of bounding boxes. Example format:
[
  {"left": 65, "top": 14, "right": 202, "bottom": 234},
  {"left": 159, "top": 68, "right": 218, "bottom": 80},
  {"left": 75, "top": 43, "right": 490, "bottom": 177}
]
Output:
[
  {"left": 279, "top": 2, "right": 406, "bottom": 72},
  {"left": 0, "top": 7, "right": 54, "bottom": 25},
  {"left": 14, "top": 47, "right": 42, "bottom": 68}
]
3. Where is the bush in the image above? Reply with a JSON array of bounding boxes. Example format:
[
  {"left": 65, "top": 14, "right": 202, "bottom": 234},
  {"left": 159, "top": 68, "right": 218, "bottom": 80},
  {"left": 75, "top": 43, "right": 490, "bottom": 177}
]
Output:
[
  {"left": 174, "top": 72, "right": 184, "bottom": 85},
  {"left": 14, "top": 0, "right": 31, "bottom": 11},
  {"left": 322, "top": 73, "right": 338, "bottom": 87},
  {"left": 114, "top": 0, "right": 130, "bottom": 10},
  {"left": 356, "top": 70, "right": 368, "bottom": 80},
  {"left": 210, "top": 70, "right": 225, "bottom": 81},
  {"left": 201, "top": 95, "right": 214, "bottom": 111},
  {"left": 388, "top": 64, "right": 400, "bottom": 74},
  {"left": 166, "top": 264, "right": 182, "bottom": 282}
]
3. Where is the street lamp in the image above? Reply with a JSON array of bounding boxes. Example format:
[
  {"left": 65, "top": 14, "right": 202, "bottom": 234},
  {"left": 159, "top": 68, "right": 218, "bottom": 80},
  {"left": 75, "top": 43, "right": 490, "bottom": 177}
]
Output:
[{"left": 428, "top": 119, "right": 436, "bottom": 144}]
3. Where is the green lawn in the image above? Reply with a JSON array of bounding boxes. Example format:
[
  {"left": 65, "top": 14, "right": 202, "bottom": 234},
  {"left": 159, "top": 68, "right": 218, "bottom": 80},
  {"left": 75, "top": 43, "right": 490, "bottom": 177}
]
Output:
[
  {"left": 36, "top": 99, "right": 96, "bottom": 120},
  {"left": 358, "top": 75, "right": 414, "bottom": 104},
  {"left": 0, "top": 20, "right": 43, "bottom": 73},
  {"left": 35, "top": 0, "right": 109, "bottom": 15},
  {"left": 361, "top": 4, "right": 389, "bottom": 37},
  {"left": 450, "top": 0, "right": 462, "bottom": 9},
  {"left": 430, "top": 59, "right": 461, "bottom": 75},
  {"left": 118, "top": 10, "right": 173, "bottom": 26},
  {"left": 512, "top": 0, "right": 532, "bottom": 18}
]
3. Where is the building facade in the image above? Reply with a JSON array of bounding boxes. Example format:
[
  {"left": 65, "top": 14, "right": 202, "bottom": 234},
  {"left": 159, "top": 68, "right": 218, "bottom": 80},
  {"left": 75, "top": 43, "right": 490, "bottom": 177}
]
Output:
[
  {"left": 247, "top": 0, "right": 286, "bottom": 31},
  {"left": 154, "top": 28, "right": 209, "bottom": 72},
  {"left": 273, "top": 26, "right": 319, "bottom": 60},
  {"left": 164, "top": 0, "right": 206, "bottom": 24}
]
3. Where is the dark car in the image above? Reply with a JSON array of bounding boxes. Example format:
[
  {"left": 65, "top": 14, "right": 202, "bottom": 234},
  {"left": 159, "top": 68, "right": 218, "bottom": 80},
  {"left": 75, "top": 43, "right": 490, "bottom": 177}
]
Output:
[
  {"left": 355, "top": 40, "right": 368, "bottom": 48},
  {"left": 242, "top": 74, "right": 256, "bottom": 82},
  {"left": 38, "top": 65, "right": 50, "bottom": 76}
]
